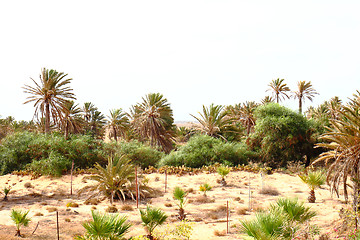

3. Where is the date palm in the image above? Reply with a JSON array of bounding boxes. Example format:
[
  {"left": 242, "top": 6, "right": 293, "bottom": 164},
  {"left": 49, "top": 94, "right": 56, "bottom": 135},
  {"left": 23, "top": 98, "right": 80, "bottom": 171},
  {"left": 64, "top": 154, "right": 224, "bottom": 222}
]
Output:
[
  {"left": 61, "top": 100, "right": 84, "bottom": 139},
  {"left": 191, "top": 104, "right": 234, "bottom": 140},
  {"left": 313, "top": 91, "right": 360, "bottom": 225},
  {"left": 106, "top": 109, "right": 129, "bottom": 142},
  {"left": 131, "top": 93, "right": 175, "bottom": 153},
  {"left": 240, "top": 101, "right": 258, "bottom": 135},
  {"left": 261, "top": 96, "right": 275, "bottom": 105},
  {"left": 23, "top": 68, "right": 76, "bottom": 133},
  {"left": 173, "top": 186, "right": 188, "bottom": 220},
  {"left": 267, "top": 78, "right": 290, "bottom": 103},
  {"left": 292, "top": 81, "right": 319, "bottom": 113}
]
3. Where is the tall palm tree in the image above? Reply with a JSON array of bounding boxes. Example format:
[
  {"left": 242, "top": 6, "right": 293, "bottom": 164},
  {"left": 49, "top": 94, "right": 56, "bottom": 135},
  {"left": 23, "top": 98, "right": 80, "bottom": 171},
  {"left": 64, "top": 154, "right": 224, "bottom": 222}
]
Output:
[
  {"left": 131, "top": 93, "right": 175, "bottom": 153},
  {"left": 313, "top": 91, "right": 360, "bottom": 226},
  {"left": 106, "top": 109, "right": 129, "bottom": 142},
  {"left": 292, "top": 81, "right": 319, "bottom": 113},
  {"left": 82, "top": 102, "right": 96, "bottom": 123},
  {"left": 81, "top": 102, "right": 106, "bottom": 139},
  {"left": 240, "top": 101, "right": 258, "bottom": 135},
  {"left": 327, "top": 96, "right": 343, "bottom": 120},
  {"left": 191, "top": 104, "right": 234, "bottom": 140},
  {"left": 60, "top": 100, "right": 84, "bottom": 139},
  {"left": 267, "top": 78, "right": 290, "bottom": 103},
  {"left": 23, "top": 68, "right": 76, "bottom": 133}
]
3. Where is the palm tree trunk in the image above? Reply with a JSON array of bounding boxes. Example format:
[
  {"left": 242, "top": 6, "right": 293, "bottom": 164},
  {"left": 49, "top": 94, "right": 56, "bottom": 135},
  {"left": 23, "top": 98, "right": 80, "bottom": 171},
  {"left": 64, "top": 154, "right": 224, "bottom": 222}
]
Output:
[
  {"left": 45, "top": 101, "right": 50, "bottom": 133},
  {"left": 299, "top": 97, "right": 302, "bottom": 113},
  {"left": 113, "top": 126, "right": 117, "bottom": 142},
  {"left": 276, "top": 94, "right": 279, "bottom": 103},
  {"left": 308, "top": 189, "right": 316, "bottom": 203}
]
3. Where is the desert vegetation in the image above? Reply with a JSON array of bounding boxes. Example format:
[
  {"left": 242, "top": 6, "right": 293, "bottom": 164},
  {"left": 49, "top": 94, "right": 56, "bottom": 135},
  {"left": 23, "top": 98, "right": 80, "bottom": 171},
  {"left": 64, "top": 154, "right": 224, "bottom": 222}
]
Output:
[{"left": 1, "top": 72, "right": 360, "bottom": 239}]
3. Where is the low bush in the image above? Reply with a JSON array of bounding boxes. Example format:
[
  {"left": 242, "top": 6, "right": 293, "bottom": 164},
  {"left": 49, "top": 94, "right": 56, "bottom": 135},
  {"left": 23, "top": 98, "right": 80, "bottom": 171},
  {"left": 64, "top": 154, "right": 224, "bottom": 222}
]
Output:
[
  {"left": 113, "top": 140, "right": 164, "bottom": 169},
  {"left": 158, "top": 134, "right": 257, "bottom": 168}
]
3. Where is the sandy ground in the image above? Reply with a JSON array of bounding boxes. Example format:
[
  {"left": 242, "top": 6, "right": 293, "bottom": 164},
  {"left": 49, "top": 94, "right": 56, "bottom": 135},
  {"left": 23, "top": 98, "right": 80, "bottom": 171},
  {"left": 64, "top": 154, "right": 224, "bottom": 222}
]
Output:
[{"left": 0, "top": 170, "right": 346, "bottom": 239}]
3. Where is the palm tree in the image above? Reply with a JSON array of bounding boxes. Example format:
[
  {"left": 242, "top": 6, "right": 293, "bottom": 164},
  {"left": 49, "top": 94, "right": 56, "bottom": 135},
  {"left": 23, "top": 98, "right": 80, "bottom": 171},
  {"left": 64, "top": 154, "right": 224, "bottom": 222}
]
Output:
[
  {"left": 23, "top": 68, "right": 76, "bottom": 133},
  {"left": 271, "top": 198, "right": 316, "bottom": 223},
  {"left": 84, "top": 154, "right": 154, "bottom": 204},
  {"left": 199, "top": 183, "right": 212, "bottom": 197},
  {"left": 173, "top": 187, "right": 188, "bottom": 220},
  {"left": 298, "top": 170, "right": 326, "bottom": 203},
  {"left": 327, "top": 96, "right": 343, "bottom": 120},
  {"left": 11, "top": 209, "right": 31, "bottom": 237},
  {"left": 191, "top": 104, "right": 234, "bottom": 140},
  {"left": 292, "top": 81, "right": 319, "bottom": 113},
  {"left": 313, "top": 91, "right": 360, "bottom": 226},
  {"left": 60, "top": 100, "right": 84, "bottom": 139},
  {"left": 106, "top": 109, "right": 129, "bottom": 142},
  {"left": 131, "top": 93, "right": 175, "bottom": 153},
  {"left": 261, "top": 96, "right": 275, "bottom": 105},
  {"left": 217, "top": 165, "right": 230, "bottom": 186},
  {"left": 267, "top": 78, "right": 290, "bottom": 103},
  {"left": 86, "top": 154, "right": 135, "bottom": 205},
  {"left": 76, "top": 211, "right": 131, "bottom": 240},
  {"left": 140, "top": 205, "right": 167, "bottom": 240},
  {"left": 240, "top": 101, "right": 258, "bottom": 135}
]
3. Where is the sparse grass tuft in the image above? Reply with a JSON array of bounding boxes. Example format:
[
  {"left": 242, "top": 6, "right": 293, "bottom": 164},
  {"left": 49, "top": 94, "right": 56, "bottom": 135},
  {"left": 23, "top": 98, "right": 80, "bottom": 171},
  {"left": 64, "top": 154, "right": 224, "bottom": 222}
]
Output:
[
  {"left": 120, "top": 204, "right": 134, "bottom": 211},
  {"left": 24, "top": 182, "right": 33, "bottom": 188},
  {"left": 66, "top": 202, "right": 79, "bottom": 208},
  {"left": 105, "top": 205, "right": 118, "bottom": 213},
  {"left": 46, "top": 207, "right": 57, "bottom": 212},
  {"left": 259, "top": 186, "right": 280, "bottom": 196},
  {"left": 214, "top": 229, "right": 226, "bottom": 236}
]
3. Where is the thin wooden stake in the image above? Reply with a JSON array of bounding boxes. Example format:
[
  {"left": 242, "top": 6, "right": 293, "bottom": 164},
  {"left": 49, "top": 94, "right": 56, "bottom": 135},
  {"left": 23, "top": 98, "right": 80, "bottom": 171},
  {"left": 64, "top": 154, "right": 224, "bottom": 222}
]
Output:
[
  {"left": 135, "top": 167, "right": 139, "bottom": 208},
  {"left": 56, "top": 211, "right": 60, "bottom": 240},
  {"left": 31, "top": 221, "right": 39, "bottom": 235},
  {"left": 248, "top": 172, "right": 252, "bottom": 211},
  {"left": 226, "top": 200, "right": 229, "bottom": 234},
  {"left": 165, "top": 168, "right": 167, "bottom": 193},
  {"left": 70, "top": 160, "right": 74, "bottom": 195}
]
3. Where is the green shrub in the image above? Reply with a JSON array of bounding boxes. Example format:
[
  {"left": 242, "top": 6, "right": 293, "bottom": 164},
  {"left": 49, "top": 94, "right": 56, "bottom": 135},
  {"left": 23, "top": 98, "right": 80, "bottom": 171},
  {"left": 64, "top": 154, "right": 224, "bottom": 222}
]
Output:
[
  {"left": 249, "top": 103, "right": 316, "bottom": 168},
  {"left": 0, "top": 131, "right": 108, "bottom": 175},
  {"left": 158, "top": 134, "right": 255, "bottom": 168},
  {"left": 114, "top": 140, "right": 164, "bottom": 169}
]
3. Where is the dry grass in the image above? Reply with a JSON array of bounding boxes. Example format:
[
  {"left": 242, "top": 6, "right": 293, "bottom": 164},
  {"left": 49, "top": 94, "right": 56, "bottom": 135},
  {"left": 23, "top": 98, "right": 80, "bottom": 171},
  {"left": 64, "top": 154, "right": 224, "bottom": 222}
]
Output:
[
  {"left": 46, "top": 207, "right": 57, "bottom": 212},
  {"left": 214, "top": 229, "right": 226, "bottom": 236},
  {"left": 194, "top": 195, "right": 215, "bottom": 204},
  {"left": 66, "top": 202, "right": 79, "bottom": 208},
  {"left": 34, "top": 212, "right": 44, "bottom": 216},
  {"left": 164, "top": 203, "right": 173, "bottom": 207},
  {"left": 259, "top": 186, "right": 280, "bottom": 196},
  {"left": 236, "top": 207, "right": 248, "bottom": 215},
  {"left": 120, "top": 204, "right": 134, "bottom": 211},
  {"left": 24, "top": 182, "right": 33, "bottom": 188},
  {"left": 206, "top": 205, "right": 228, "bottom": 220},
  {"left": 84, "top": 198, "right": 100, "bottom": 205},
  {"left": 105, "top": 205, "right": 118, "bottom": 213}
]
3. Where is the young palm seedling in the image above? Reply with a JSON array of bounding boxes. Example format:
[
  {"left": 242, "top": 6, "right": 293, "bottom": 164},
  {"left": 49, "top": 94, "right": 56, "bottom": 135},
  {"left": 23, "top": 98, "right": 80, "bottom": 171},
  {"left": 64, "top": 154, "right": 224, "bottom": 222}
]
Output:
[
  {"left": 173, "top": 186, "right": 188, "bottom": 220},
  {"left": 2, "top": 186, "right": 11, "bottom": 201},
  {"left": 217, "top": 165, "right": 230, "bottom": 186},
  {"left": 140, "top": 205, "right": 167, "bottom": 240},
  {"left": 199, "top": 183, "right": 212, "bottom": 197},
  {"left": 299, "top": 169, "right": 326, "bottom": 203},
  {"left": 75, "top": 211, "right": 131, "bottom": 240},
  {"left": 11, "top": 209, "right": 31, "bottom": 237}
]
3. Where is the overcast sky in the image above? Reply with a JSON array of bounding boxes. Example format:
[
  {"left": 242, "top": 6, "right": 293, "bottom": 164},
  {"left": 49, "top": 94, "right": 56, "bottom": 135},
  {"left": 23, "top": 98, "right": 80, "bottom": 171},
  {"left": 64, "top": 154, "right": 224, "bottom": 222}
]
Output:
[{"left": 1, "top": 1, "right": 359, "bottom": 122}]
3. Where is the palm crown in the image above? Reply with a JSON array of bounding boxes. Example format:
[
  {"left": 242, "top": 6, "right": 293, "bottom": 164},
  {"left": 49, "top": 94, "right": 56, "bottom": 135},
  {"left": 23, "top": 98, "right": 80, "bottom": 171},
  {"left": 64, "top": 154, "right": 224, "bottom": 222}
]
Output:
[{"left": 267, "top": 78, "right": 290, "bottom": 103}]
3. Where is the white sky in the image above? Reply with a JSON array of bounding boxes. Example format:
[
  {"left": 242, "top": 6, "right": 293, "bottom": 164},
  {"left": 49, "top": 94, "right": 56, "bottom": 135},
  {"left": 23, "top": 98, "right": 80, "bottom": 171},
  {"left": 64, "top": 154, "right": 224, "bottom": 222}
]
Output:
[{"left": 1, "top": 1, "right": 359, "bottom": 122}]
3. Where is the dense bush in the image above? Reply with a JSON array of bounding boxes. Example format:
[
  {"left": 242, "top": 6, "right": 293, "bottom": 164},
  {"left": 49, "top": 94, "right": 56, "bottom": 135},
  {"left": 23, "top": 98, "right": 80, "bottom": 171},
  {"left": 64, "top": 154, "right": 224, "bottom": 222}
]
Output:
[
  {"left": 248, "top": 103, "right": 316, "bottom": 168},
  {"left": 0, "top": 131, "right": 107, "bottom": 176},
  {"left": 111, "top": 140, "right": 164, "bottom": 169},
  {"left": 158, "top": 134, "right": 256, "bottom": 168}
]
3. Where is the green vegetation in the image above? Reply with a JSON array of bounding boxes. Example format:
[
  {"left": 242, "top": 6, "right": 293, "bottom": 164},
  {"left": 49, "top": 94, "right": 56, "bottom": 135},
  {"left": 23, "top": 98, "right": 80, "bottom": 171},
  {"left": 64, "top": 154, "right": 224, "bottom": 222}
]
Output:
[
  {"left": 240, "top": 198, "right": 318, "bottom": 239},
  {"left": 75, "top": 211, "right": 131, "bottom": 240},
  {"left": 299, "top": 169, "right": 326, "bottom": 203},
  {"left": 199, "top": 183, "right": 212, "bottom": 196},
  {"left": 249, "top": 103, "right": 316, "bottom": 168},
  {"left": 11, "top": 209, "right": 31, "bottom": 237},
  {"left": 217, "top": 165, "right": 230, "bottom": 186},
  {"left": 173, "top": 186, "right": 188, "bottom": 221},
  {"left": 159, "top": 134, "right": 256, "bottom": 168},
  {"left": 139, "top": 205, "right": 167, "bottom": 240},
  {"left": 2, "top": 185, "right": 11, "bottom": 201}
]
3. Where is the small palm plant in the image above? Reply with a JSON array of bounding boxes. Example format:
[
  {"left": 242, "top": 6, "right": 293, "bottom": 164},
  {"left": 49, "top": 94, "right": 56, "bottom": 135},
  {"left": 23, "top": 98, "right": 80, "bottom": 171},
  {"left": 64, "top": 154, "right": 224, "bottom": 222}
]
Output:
[
  {"left": 173, "top": 187, "right": 188, "bottom": 220},
  {"left": 199, "top": 183, "right": 212, "bottom": 197},
  {"left": 140, "top": 205, "right": 167, "bottom": 240},
  {"left": 11, "top": 209, "right": 31, "bottom": 237},
  {"left": 217, "top": 165, "right": 230, "bottom": 186},
  {"left": 299, "top": 169, "right": 326, "bottom": 203},
  {"left": 75, "top": 211, "right": 131, "bottom": 240},
  {"left": 3, "top": 186, "right": 11, "bottom": 201}
]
